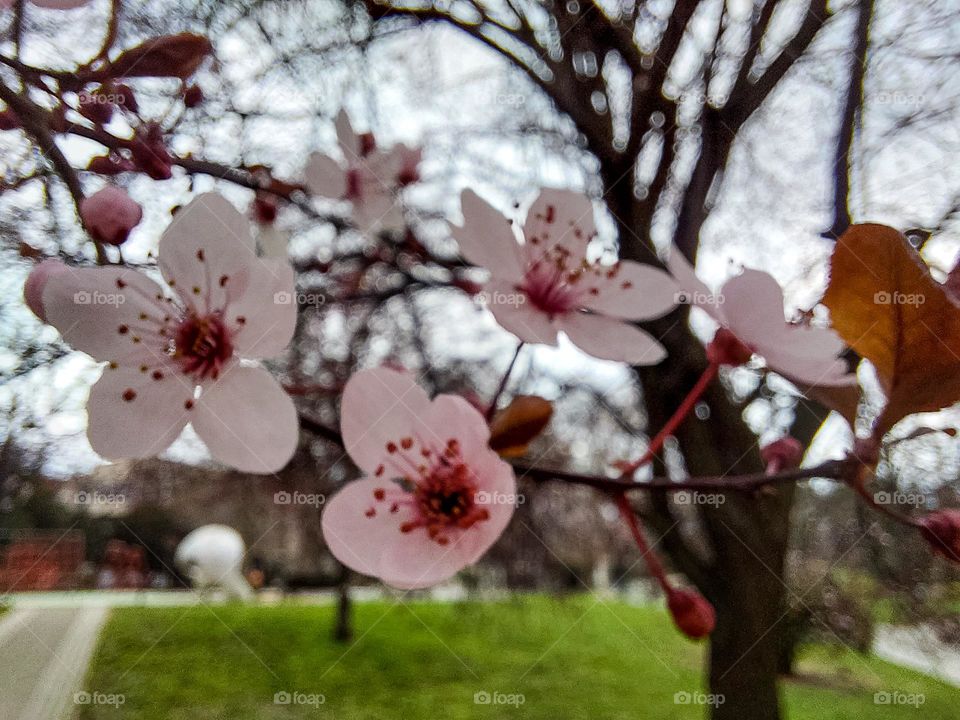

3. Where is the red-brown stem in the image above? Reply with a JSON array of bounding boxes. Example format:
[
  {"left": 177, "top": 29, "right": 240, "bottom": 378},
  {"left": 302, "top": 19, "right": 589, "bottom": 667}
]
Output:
[
  {"left": 621, "top": 361, "right": 720, "bottom": 476},
  {"left": 616, "top": 493, "right": 671, "bottom": 594},
  {"left": 848, "top": 473, "right": 921, "bottom": 527},
  {"left": 486, "top": 342, "right": 524, "bottom": 423}
]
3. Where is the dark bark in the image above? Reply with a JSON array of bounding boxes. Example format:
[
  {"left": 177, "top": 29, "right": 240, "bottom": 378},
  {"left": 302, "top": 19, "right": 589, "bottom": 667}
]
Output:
[{"left": 333, "top": 566, "right": 354, "bottom": 643}]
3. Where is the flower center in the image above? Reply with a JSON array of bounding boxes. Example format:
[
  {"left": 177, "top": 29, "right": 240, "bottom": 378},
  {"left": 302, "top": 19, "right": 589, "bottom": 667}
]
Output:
[
  {"left": 173, "top": 312, "right": 233, "bottom": 380},
  {"left": 366, "top": 437, "right": 490, "bottom": 545},
  {"left": 519, "top": 246, "right": 630, "bottom": 317}
]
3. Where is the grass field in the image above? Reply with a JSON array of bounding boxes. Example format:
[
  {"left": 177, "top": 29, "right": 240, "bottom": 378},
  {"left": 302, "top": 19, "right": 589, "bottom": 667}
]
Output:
[{"left": 79, "top": 595, "right": 955, "bottom": 719}]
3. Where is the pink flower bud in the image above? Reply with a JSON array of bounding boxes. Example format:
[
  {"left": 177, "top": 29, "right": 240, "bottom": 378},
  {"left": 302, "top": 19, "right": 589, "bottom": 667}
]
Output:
[
  {"left": 760, "top": 437, "right": 804, "bottom": 473},
  {"left": 80, "top": 187, "right": 143, "bottom": 246},
  {"left": 918, "top": 510, "right": 960, "bottom": 563},
  {"left": 183, "top": 84, "right": 204, "bottom": 108},
  {"left": 87, "top": 154, "right": 136, "bottom": 175},
  {"left": 78, "top": 86, "right": 114, "bottom": 125},
  {"left": 706, "top": 327, "right": 753, "bottom": 367},
  {"left": 23, "top": 259, "right": 70, "bottom": 322},
  {"left": 0, "top": 109, "right": 20, "bottom": 131},
  {"left": 667, "top": 588, "right": 716, "bottom": 640}
]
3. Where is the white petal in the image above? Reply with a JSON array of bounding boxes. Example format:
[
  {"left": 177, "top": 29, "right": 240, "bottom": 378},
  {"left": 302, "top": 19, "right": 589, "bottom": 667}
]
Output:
[
  {"left": 192, "top": 365, "right": 298, "bottom": 474},
  {"left": 304, "top": 153, "right": 347, "bottom": 199},
  {"left": 42, "top": 265, "right": 170, "bottom": 365},
  {"left": 579, "top": 260, "right": 680, "bottom": 320},
  {"left": 558, "top": 312, "right": 666, "bottom": 364},
  {"left": 159, "top": 193, "right": 259, "bottom": 313},
  {"left": 86, "top": 365, "right": 193, "bottom": 461},
  {"left": 227, "top": 258, "right": 297, "bottom": 359},
  {"left": 452, "top": 190, "right": 524, "bottom": 282}
]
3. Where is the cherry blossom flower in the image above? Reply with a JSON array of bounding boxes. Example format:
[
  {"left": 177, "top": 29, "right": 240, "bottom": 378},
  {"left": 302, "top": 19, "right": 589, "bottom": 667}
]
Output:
[
  {"left": 29, "top": 193, "right": 299, "bottom": 473},
  {"left": 322, "top": 368, "right": 516, "bottom": 589},
  {"left": 303, "top": 110, "right": 420, "bottom": 234},
  {"left": 452, "top": 188, "right": 679, "bottom": 364},
  {"left": 667, "top": 248, "right": 856, "bottom": 386},
  {"left": 80, "top": 186, "right": 143, "bottom": 246}
]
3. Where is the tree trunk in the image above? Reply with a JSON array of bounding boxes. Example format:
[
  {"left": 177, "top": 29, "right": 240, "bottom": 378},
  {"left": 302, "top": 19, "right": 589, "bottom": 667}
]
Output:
[
  {"left": 605, "top": 177, "right": 794, "bottom": 718},
  {"left": 333, "top": 567, "right": 354, "bottom": 643}
]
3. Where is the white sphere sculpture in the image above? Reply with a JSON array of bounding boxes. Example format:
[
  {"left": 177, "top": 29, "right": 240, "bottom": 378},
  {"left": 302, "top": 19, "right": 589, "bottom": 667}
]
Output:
[{"left": 174, "top": 524, "right": 253, "bottom": 600}]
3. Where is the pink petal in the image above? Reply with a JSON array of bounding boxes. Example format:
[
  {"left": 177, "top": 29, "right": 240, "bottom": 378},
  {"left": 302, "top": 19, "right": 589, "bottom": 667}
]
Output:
[
  {"left": 303, "top": 153, "right": 347, "bottom": 199},
  {"left": 717, "top": 269, "right": 788, "bottom": 347},
  {"left": 756, "top": 343, "right": 857, "bottom": 387},
  {"left": 579, "top": 260, "right": 679, "bottom": 320},
  {"left": 321, "top": 477, "right": 413, "bottom": 577},
  {"left": 353, "top": 189, "right": 403, "bottom": 234},
  {"left": 558, "top": 312, "right": 666, "bottom": 364},
  {"left": 86, "top": 365, "right": 192, "bottom": 461},
  {"left": 335, "top": 109, "right": 360, "bottom": 160},
  {"left": 226, "top": 258, "right": 296, "bottom": 359},
  {"left": 452, "top": 190, "right": 524, "bottom": 282},
  {"left": 24, "top": 258, "right": 70, "bottom": 322},
  {"left": 340, "top": 368, "right": 432, "bottom": 476},
  {"left": 522, "top": 188, "right": 595, "bottom": 266},
  {"left": 485, "top": 279, "right": 559, "bottom": 346},
  {"left": 159, "top": 193, "right": 258, "bottom": 313},
  {"left": 666, "top": 247, "right": 720, "bottom": 319},
  {"left": 191, "top": 364, "right": 298, "bottom": 474},
  {"left": 378, "top": 456, "right": 515, "bottom": 589},
  {"left": 420, "top": 395, "right": 491, "bottom": 466},
  {"left": 42, "top": 265, "right": 170, "bottom": 365},
  {"left": 30, "top": 0, "right": 91, "bottom": 7}
]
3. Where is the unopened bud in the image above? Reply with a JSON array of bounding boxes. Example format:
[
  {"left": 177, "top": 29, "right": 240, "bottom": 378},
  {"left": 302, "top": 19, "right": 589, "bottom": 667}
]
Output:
[
  {"left": 760, "top": 437, "right": 804, "bottom": 474},
  {"left": 80, "top": 186, "right": 143, "bottom": 246},
  {"left": 667, "top": 588, "right": 716, "bottom": 640},
  {"left": 87, "top": 154, "right": 137, "bottom": 175},
  {"left": 706, "top": 327, "right": 753, "bottom": 366},
  {"left": 183, "top": 84, "right": 204, "bottom": 109},
  {"left": 0, "top": 109, "right": 21, "bottom": 131}
]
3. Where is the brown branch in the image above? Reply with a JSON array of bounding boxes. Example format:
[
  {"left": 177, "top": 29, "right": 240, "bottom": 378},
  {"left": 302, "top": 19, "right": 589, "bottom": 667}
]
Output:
[
  {"left": 723, "top": 0, "right": 830, "bottom": 130},
  {"left": 827, "top": 0, "right": 872, "bottom": 239},
  {"left": 0, "top": 80, "right": 108, "bottom": 264}
]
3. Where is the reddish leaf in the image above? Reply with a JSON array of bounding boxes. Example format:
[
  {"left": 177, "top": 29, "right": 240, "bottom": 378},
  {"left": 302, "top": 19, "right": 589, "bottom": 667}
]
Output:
[
  {"left": 488, "top": 396, "right": 553, "bottom": 457},
  {"left": 106, "top": 34, "right": 212, "bottom": 80},
  {"left": 823, "top": 223, "right": 960, "bottom": 436}
]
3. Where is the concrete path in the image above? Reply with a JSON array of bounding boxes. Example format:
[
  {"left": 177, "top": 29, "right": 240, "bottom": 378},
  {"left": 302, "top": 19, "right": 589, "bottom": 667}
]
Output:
[
  {"left": 873, "top": 623, "right": 960, "bottom": 687},
  {"left": 0, "top": 605, "right": 109, "bottom": 720}
]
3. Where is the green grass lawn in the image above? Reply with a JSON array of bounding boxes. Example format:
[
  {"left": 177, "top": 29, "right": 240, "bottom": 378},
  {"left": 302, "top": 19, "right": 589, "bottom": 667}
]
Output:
[{"left": 79, "top": 595, "right": 956, "bottom": 719}]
